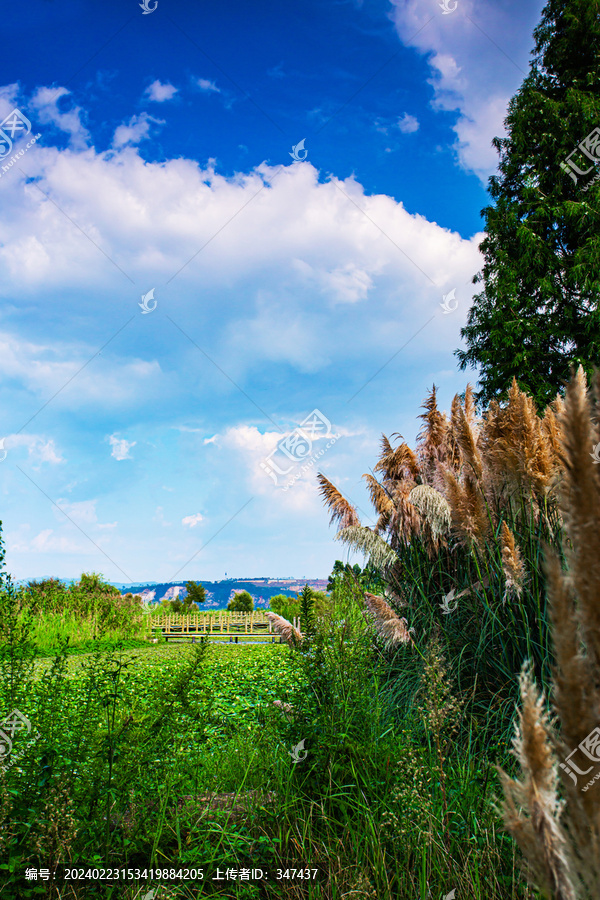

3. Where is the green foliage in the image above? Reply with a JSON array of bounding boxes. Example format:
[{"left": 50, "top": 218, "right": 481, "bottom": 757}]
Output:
[
  {"left": 299, "top": 583, "right": 316, "bottom": 636},
  {"left": 455, "top": 0, "right": 600, "bottom": 409},
  {"left": 327, "top": 559, "right": 385, "bottom": 594},
  {"left": 270, "top": 588, "right": 333, "bottom": 623},
  {"left": 269, "top": 593, "right": 299, "bottom": 621},
  {"left": 227, "top": 590, "right": 254, "bottom": 612},
  {"left": 0, "top": 518, "right": 8, "bottom": 590},
  {"left": 163, "top": 582, "right": 205, "bottom": 614},
  {"left": 184, "top": 579, "right": 207, "bottom": 606},
  {"left": 17, "top": 574, "right": 146, "bottom": 650}
]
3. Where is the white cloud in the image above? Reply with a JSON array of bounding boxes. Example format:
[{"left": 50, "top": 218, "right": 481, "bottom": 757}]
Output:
[
  {"left": 0, "top": 101, "right": 482, "bottom": 393},
  {"left": 182, "top": 513, "right": 204, "bottom": 527},
  {"left": 53, "top": 498, "right": 116, "bottom": 531},
  {"left": 388, "top": 0, "right": 545, "bottom": 181},
  {"left": 108, "top": 434, "right": 136, "bottom": 460},
  {"left": 397, "top": 113, "right": 419, "bottom": 134},
  {"left": 112, "top": 112, "right": 163, "bottom": 147},
  {"left": 2, "top": 433, "right": 65, "bottom": 465},
  {"left": 29, "top": 86, "right": 90, "bottom": 149},
  {"left": 26, "top": 529, "right": 86, "bottom": 554},
  {"left": 196, "top": 78, "right": 220, "bottom": 93},
  {"left": 0, "top": 332, "right": 162, "bottom": 409},
  {"left": 144, "top": 80, "right": 178, "bottom": 102},
  {"left": 0, "top": 83, "right": 20, "bottom": 120}
]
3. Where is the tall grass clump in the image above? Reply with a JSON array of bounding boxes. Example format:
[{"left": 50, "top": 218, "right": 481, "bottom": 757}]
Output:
[
  {"left": 498, "top": 367, "right": 600, "bottom": 899},
  {"left": 318, "top": 375, "right": 568, "bottom": 743},
  {"left": 16, "top": 573, "right": 148, "bottom": 653}
]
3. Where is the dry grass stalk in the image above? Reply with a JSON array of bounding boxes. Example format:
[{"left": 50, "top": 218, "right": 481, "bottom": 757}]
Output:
[
  {"left": 408, "top": 484, "right": 452, "bottom": 542},
  {"left": 374, "top": 437, "right": 420, "bottom": 482},
  {"left": 480, "top": 378, "right": 557, "bottom": 505},
  {"left": 500, "top": 521, "right": 526, "bottom": 600},
  {"left": 264, "top": 611, "right": 303, "bottom": 647},
  {"left": 416, "top": 385, "right": 450, "bottom": 480},
  {"left": 388, "top": 481, "right": 422, "bottom": 549},
  {"left": 451, "top": 393, "right": 483, "bottom": 483},
  {"left": 335, "top": 525, "right": 399, "bottom": 572},
  {"left": 316, "top": 474, "right": 360, "bottom": 529},
  {"left": 363, "top": 473, "right": 394, "bottom": 519},
  {"left": 498, "top": 367, "right": 600, "bottom": 899},
  {"left": 441, "top": 466, "right": 490, "bottom": 548},
  {"left": 497, "top": 664, "right": 577, "bottom": 900},
  {"left": 363, "top": 592, "right": 413, "bottom": 649}
]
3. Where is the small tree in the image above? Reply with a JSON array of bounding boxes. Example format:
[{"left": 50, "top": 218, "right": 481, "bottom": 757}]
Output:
[
  {"left": 227, "top": 590, "right": 254, "bottom": 612},
  {"left": 184, "top": 580, "right": 206, "bottom": 606},
  {"left": 299, "top": 584, "right": 316, "bottom": 637}
]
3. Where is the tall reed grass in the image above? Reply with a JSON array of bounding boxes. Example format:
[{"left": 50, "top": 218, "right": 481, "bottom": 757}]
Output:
[{"left": 318, "top": 375, "right": 568, "bottom": 746}]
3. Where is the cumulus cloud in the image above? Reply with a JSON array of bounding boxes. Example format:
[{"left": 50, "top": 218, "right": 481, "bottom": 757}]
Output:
[
  {"left": 196, "top": 78, "right": 220, "bottom": 93},
  {"left": 182, "top": 513, "right": 204, "bottom": 527},
  {"left": 388, "top": 0, "right": 545, "bottom": 181},
  {"left": 0, "top": 90, "right": 482, "bottom": 422},
  {"left": 397, "top": 113, "right": 419, "bottom": 134},
  {"left": 144, "top": 80, "right": 178, "bottom": 102},
  {"left": 217, "top": 420, "right": 346, "bottom": 505},
  {"left": 2, "top": 433, "right": 65, "bottom": 465},
  {"left": 108, "top": 434, "right": 136, "bottom": 460},
  {"left": 112, "top": 112, "right": 163, "bottom": 147},
  {"left": 29, "top": 86, "right": 90, "bottom": 148}
]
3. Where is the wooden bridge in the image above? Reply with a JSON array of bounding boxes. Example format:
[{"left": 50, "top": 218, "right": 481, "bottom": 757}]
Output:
[{"left": 150, "top": 611, "right": 300, "bottom": 644}]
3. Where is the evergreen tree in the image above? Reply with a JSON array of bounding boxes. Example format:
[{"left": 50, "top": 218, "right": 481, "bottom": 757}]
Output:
[
  {"left": 455, "top": 0, "right": 600, "bottom": 409},
  {"left": 299, "top": 583, "right": 316, "bottom": 636},
  {"left": 184, "top": 580, "right": 206, "bottom": 606}
]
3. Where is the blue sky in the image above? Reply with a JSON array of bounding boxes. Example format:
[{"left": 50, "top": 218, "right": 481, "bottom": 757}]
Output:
[{"left": 0, "top": 0, "right": 545, "bottom": 584}]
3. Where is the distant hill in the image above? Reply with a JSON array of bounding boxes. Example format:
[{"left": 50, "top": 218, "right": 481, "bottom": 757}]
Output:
[
  {"left": 14, "top": 576, "right": 329, "bottom": 610},
  {"left": 115, "top": 578, "right": 328, "bottom": 609}
]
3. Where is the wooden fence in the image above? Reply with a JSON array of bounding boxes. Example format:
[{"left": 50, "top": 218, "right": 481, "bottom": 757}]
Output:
[{"left": 150, "top": 611, "right": 300, "bottom": 643}]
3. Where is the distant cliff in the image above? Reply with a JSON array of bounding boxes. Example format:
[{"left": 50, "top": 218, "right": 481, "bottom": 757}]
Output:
[{"left": 115, "top": 578, "right": 327, "bottom": 609}]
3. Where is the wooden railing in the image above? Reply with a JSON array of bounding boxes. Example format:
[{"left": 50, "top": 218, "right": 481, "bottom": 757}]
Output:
[{"left": 150, "top": 611, "right": 300, "bottom": 642}]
